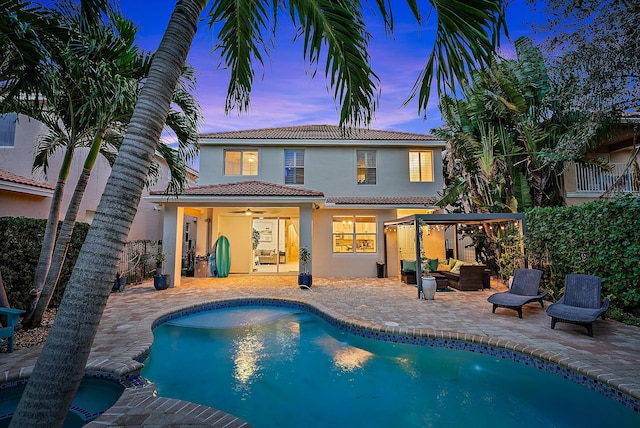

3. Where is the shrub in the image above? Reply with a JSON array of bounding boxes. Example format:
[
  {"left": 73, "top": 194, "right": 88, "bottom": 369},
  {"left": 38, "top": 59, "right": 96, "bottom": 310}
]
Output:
[
  {"left": 525, "top": 196, "right": 640, "bottom": 314},
  {"left": 0, "top": 217, "right": 89, "bottom": 310}
]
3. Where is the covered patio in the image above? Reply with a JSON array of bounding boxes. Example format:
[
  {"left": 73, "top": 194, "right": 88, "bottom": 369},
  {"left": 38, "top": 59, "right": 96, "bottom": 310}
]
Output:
[{"left": 383, "top": 213, "right": 526, "bottom": 297}]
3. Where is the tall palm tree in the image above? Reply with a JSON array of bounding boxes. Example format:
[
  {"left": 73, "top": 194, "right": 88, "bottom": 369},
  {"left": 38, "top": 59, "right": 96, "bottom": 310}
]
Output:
[
  {"left": 10, "top": 1, "right": 507, "bottom": 425},
  {"left": 17, "top": 2, "right": 202, "bottom": 329}
]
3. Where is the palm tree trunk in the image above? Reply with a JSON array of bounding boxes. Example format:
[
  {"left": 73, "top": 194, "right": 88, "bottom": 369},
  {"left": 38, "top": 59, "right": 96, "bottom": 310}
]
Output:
[
  {"left": 25, "top": 166, "right": 91, "bottom": 328},
  {"left": 9, "top": 1, "right": 205, "bottom": 426},
  {"left": 24, "top": 132, "right": 106, "bottom": 329},
  {"left": 24, "top": 176, "right": 65, "bottom": 321}
]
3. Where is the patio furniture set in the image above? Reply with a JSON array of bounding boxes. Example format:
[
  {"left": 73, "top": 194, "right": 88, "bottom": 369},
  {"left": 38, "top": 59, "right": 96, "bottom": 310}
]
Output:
[{"left": 401, "top": 259, "right": 609, "bottom": 337}]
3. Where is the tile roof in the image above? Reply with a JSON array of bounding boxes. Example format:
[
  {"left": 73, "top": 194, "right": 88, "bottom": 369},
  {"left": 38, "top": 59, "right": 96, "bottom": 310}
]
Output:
[
  {"left": 152, "top": 180, "right": 324, "bottom": 197},
  {"left": 326, "top": 196, "right": 438, "bottom": 206},
  {"left": 199, "top": 124, "right": 439, "bottom": 141},
  {"left": 0, "top": 169, "right": 54, "bottom": 190}
]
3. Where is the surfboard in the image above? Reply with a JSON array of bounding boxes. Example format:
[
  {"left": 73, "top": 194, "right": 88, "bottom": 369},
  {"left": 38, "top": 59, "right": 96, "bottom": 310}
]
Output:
[
  {"left": 208, "top": 238, "right": 218, "bottom": 277},
  {"left": 215, "top": 235, "right": 231, "bottom": 278}
]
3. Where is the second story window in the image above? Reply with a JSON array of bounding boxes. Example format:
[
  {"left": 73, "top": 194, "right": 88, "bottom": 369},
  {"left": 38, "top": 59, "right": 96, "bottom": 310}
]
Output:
[
  {"left": 357, "top": 150, "right": 376, "bottom": 185},
  {"left": 284, "top": 149, "right": 304, "bottom": 185},
  {"left": 225, "top": 150, "right": 258, "bottom": 176},
  {"left": 0, "top": 113, "right": 17, "bottom": 148},
  {"left": 409, "top": 150, "right": 434, "bottom": 182}
]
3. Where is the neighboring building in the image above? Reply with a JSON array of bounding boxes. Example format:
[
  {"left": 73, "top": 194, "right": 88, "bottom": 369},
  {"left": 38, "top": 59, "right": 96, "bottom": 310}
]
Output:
[
  {"left": 563, "top": 115, "right": 640, "bottom": 205},
  {"left": 0, "top": 113, "right": 193, "bottom": 241},
  {"left": 147, "top": 124, "right": 447, "bottom": 286}
]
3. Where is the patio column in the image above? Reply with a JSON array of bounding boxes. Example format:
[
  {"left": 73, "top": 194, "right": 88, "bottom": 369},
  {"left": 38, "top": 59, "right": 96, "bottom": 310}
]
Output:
[
  {"left": 163, "top": 205, "right": 184, "bottom": 287},
  {"left": 299, "top": 204, "right": 313, "bottom": 275}
]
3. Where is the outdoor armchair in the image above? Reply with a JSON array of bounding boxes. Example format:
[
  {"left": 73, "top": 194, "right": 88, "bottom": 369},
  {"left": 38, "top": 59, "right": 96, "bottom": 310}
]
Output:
[
  {"left": 487, "top": 268, "right": 546, "bottom": 318},
  {"left": 546, "top": 274, "right": 609, "bottom": 337}
]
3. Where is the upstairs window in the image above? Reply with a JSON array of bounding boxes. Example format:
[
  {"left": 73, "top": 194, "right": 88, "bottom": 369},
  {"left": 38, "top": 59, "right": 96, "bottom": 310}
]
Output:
[
  {"left": 0, "top": 113, "right": 17, "bottom": 147},
  {"left": 332, "top": 215, "right": 377, "bottom": 253},
  {"left": 409, "top": 150, "right": 434, "bottom": 182},
  {"left": 357, "top": 150, "right": 376, "bottom": 185},
  {"left": 284, "top": 149, "right": 304, "bottom": 184},
  {"left": 225, "top": 150, "right": 258, "bottom": 175}
]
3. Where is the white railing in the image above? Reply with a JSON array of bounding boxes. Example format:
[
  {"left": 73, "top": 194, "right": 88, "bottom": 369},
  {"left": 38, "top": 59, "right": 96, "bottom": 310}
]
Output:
[{"left": 575, "top": 162, "right": 640, "bottom": 194}]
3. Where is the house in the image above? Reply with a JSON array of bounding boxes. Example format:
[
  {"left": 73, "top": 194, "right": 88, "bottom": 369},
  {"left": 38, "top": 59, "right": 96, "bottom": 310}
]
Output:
[
  {"left": 0, "top": 112, "right": 193, "bottom": 241},
  {"left": 563, "top": 115, "right": 640, "bottom": 205},
  {"left": 147, "top": 124, "right": 447, "bottom": 287}
]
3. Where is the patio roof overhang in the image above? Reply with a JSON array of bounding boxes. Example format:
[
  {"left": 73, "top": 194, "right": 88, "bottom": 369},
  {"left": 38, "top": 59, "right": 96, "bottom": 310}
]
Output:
[{"left": 384, "top": 212, "right": 526, "bottom": 234}]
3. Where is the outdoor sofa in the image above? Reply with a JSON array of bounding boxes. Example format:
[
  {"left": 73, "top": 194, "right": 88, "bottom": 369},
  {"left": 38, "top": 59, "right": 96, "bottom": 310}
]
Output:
[{"left": 401, "top": 258, "right": 489, "bottom": 291}]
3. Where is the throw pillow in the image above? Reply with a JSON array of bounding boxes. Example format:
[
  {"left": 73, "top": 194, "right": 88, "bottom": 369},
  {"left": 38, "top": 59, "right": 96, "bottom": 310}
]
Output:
[
  {"left": 450, "top": 260, "right": 469, "bottom": 274},
  {"left": 428, "top": 258, "right": 439, "bottom": 272},
  {"left": 437, "top": 263, "right": 451, "bottom": 271},
  {"left": 402, "top": 260, "right": 416, "bottom": 272}
]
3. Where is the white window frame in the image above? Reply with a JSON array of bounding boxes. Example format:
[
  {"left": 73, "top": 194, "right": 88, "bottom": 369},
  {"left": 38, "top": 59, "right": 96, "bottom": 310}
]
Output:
[
  {"left": 284, "top": 149, "right": 304, "bottom": 185},
  {"left": 332, "top": 215, "right": 377, "bottom": 254},
  {"left": 356, "top": 150, "right": 376, "bottom": 185},
  {"left": 409, "top": 150, "right": 434, "bottom": 182},
  {"left": 224, "top": 150, "right": 259, "bottom": 176}
]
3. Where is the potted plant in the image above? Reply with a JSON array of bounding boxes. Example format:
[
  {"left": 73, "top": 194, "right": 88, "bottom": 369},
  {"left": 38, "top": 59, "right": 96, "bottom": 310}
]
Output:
[
  {"left": 154, "top": 249, "right": 170, "bottom": 290},
  {"left": 112, "top": 272, "right": 126, "bottom": 293},
  {"left": 420, "top": 263, "right": 436, "bottom": 300},
  {"left": 298, "top": 247, "right": 312, "bottom": 289}
]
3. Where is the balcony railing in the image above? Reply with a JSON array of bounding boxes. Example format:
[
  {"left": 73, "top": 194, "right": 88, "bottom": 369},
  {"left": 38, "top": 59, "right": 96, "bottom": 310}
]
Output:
[{"left": 575, "top": 162, "right": 640, "bottom": 194}]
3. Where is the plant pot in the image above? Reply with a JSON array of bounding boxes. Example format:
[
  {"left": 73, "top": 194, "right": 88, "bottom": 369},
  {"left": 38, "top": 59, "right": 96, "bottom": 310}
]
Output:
[
  {"left": 112, "top": 277, "right": 126, "bottom": 293},
  {"left": 298, "top": 273, "right": 312, "bottom": 289},
  {"left": 154, "top": 274, "right": 170, "bottom": 290},
  {"left": 421, "top": 277, "right": 436, "bottom": 300}
]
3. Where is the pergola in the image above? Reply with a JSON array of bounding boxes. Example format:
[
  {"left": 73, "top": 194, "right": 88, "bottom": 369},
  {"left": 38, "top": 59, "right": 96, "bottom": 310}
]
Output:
[{"left": 383, "top": 213, "right": 526, "bottom": 298}]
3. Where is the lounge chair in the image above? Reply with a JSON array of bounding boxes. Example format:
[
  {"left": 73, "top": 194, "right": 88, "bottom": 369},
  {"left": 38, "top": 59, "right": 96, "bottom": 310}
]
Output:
[
  {"left": 487, "top": 268, "right": 546, "bottom": 318},
  {"left": 545, "top": 274, "right": 609, "bottom": 337}
]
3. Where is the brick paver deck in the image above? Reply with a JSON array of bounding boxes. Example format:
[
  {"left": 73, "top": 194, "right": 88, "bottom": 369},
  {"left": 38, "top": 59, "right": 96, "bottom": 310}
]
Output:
[{"left": 2, "top": 276, "right": 639, "bottom": 426}]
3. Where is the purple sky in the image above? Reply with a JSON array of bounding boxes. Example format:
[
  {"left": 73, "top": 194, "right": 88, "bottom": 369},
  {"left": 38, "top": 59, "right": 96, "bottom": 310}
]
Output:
[{"left": 119, "top": 1, "right": 545, "bottom": 137}]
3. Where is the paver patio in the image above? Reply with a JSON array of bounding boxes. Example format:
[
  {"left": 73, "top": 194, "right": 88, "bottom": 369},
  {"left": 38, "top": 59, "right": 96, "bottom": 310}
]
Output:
[{"left": 1, "top": 276, "right": 639, "bottom": 426}]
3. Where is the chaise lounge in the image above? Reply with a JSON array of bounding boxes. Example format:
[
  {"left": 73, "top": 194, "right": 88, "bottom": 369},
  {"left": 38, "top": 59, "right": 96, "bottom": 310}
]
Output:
[
  {"left": 487, "top": 268, "right": 546, "bottom": 318},
  {"left": 545, "top": 274, "right": 609, "bottom": 337}
]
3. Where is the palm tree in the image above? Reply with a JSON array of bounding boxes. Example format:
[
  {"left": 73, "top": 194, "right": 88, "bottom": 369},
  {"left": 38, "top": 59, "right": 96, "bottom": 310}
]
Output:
[
  {"left": 17, "top": 2, "right": 202, "bottom": 329},
  {"left": 0, "top": 0, "right": 57, "bottom": 103},
  {"left": 10, "top": 1, "right": 507, "bottom": 425}
]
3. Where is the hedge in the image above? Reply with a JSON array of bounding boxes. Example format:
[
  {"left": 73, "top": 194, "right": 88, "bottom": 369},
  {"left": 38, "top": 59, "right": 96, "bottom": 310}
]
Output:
[
  {"left": 525, "top": 196, "right": 640, "bottom": 314},
  {"left": 0, "top": 217, "right": 89, "bottom": 311}
]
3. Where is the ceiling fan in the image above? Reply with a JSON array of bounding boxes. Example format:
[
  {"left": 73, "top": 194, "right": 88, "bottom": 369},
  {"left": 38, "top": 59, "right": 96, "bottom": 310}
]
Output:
[{"left": 229, "top": 208, "right": 267, "bottom": 216}]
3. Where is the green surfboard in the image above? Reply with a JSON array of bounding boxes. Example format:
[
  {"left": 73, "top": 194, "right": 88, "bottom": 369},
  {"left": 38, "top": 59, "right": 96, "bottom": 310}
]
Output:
[{"left": 215, "top": 235, "right": 231, "bottom": 278}]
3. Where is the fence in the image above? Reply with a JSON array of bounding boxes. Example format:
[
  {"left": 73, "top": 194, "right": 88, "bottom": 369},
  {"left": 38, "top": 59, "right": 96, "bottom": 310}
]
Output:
[{"left": 116, "top": 240, "right": 162, "bottom": 284}]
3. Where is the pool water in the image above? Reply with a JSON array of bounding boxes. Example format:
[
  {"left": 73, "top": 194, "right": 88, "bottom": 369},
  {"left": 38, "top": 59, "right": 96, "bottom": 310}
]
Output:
[
  {"left": 142, "top": 306, "right": 640, "bottom": 428},
  {"left": 0, "top": 377, "right": 124, "bottom": 427}
]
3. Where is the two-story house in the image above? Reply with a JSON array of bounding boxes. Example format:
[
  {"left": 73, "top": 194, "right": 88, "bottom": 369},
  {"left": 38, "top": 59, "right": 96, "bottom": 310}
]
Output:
[
  {"left": 0, "top": 113, "right": 192, "bottom": 242},
  {"left": 148, "top": 124, "right": 446, "bottom": 286}
]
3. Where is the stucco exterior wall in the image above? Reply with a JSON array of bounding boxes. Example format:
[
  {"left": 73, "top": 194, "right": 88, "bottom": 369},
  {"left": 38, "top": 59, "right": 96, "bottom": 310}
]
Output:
[
  {"left": 198, "top": 143, "right": 443, "bottom": 197},
  {"left": 0, "top": 114, "right": 176, "bottom": 241}
]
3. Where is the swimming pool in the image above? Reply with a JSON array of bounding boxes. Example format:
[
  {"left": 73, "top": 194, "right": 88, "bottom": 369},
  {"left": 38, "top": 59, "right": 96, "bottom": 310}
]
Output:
[
  {"left": 0, "top": 376, "right": 125, "bottom": 427},
  {"left": 142, "top": 302, "right": 640, "bottom": 428}
]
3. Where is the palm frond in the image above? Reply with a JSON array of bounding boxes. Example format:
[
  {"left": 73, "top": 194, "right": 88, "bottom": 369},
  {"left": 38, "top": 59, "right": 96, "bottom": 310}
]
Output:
[{"left": 407, "top": 0, "right": 507, "bottom": 114}]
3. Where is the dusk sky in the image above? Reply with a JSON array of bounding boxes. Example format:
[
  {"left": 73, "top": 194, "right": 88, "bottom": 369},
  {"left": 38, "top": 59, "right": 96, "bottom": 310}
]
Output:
[{"left": 118, "top": 1, "right": 546, "bottom": 137}]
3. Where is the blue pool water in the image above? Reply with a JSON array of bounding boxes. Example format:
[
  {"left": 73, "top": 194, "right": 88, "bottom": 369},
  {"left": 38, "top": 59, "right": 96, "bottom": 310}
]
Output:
[
  {"left": 142, "top": 305, "right": 640, "bottom": 428},
  {"left": 0, "top": 377, "right": 124, "bottom": 427}
]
